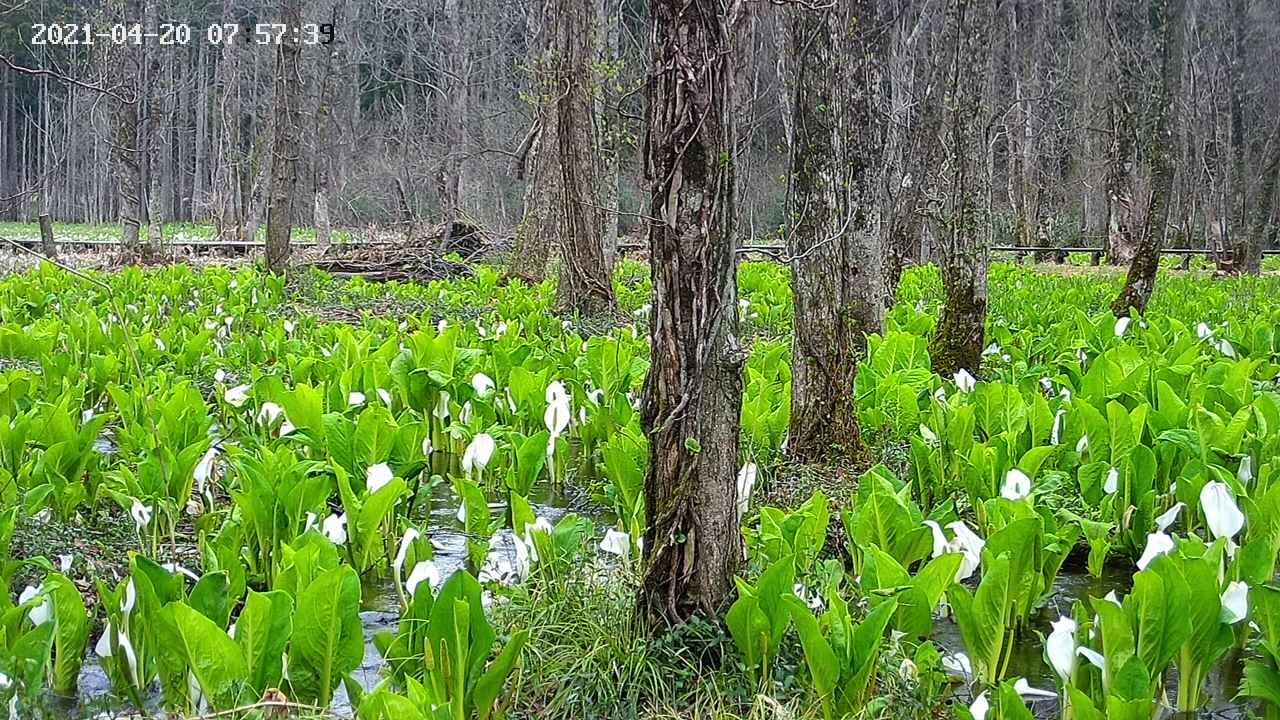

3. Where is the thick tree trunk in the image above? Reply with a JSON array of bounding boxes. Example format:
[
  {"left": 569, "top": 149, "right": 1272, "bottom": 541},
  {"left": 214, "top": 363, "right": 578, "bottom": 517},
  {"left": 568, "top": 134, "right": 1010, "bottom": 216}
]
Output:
[
  {"left": 1113, "top": 0, "right": 1185, "bottom": 317},
  {"left": 639, "top": 0, "right": 746, "bottom": 626},
  {"left": 786, "top": 1, "right": 884, "bottom": 463},
  {"left": 265, "top": 0, "right": 304, "bottom": 273},
  {"left": 928, "top": 0, "right": 991, "bottom": 377},
  {"left": 552, "top": 0, "right": 616, "bottom": 316}
]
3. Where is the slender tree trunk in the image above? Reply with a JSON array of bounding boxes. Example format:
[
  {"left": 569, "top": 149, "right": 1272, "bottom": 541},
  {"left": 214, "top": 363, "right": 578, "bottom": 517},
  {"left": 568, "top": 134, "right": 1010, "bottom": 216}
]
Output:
[
  {"left": 113, "top": 22, "right": 143, "bottom": 255},
  {"left": 310, "top": 0, "right": 344, "bottom": 250},
  {"left": 1113, "top": 0, "right": 1185, "bottom": 316},
  {"left": 265, "top": 0, "right": 304, "bottom": 272},
  {"left": 436, "top": 0, "right": 468, "bottom": 251},
  {"left": 786, "top": 1, "right": 884, "bottom": 463},
  {"left": 928, "top": 0, "right": 991, "bottom": 377},
  {"left": 507, "top": 0, "right": 558, "bottom": 283},
  {"left": 144, "top": 0, "right": 165, "bottom": 252},
  {"left": 640, "top": 0, "right": 746, "bottom": 626},
  {"left": 1079, "top": 0, "right": 1111, "bottom": 253},
  {"left": 553, "top": 0, "right": 616, "bottom": 316},
  {"left": 1222, "top": 0, "right": 1257, "bottom": 274},
  {"left": 213, "top": 0, "right": 241, "bottom": 245}
]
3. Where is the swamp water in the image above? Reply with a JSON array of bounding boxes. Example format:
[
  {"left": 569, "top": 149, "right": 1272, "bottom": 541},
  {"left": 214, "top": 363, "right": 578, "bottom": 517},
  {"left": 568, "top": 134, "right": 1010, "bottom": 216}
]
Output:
[{"left": 53, "top": 447, "right": 1255, "bottom": 717}]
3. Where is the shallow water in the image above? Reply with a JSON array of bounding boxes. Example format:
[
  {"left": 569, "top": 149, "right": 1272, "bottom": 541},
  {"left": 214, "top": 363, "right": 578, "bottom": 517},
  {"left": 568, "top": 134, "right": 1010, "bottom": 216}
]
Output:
[
  {"left": 932, "top": 558, "right": 1249, "bottom": 718},
  {"left": 70, "top": 461, "right": 581, "bottom": 717}
]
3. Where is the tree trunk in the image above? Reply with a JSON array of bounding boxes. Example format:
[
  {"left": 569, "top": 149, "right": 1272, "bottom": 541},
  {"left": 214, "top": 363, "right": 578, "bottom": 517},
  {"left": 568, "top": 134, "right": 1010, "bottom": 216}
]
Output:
[
  {"left": 1221, "top": 0, "right": 1257, "bottom": 274},
  {"left": 552, "top": 0, "right": 616, "bottom": 316},
  {"left": 265, "top": 0, "right": 304, "bottom": 273},
  {"left": 1112, "top": 0, "right": 1185, "bottom": 317},
  {"left": 436, "top": 0, "right": 468, "bottom": 251},
  {"left": 113, "top": 26, "right": 143, "bottom": 256},
  {"left": 213, "top": 0, "right": 242, "bottom": 245},
  {"left": 786, "top": 1, "right": 884, "bottom": 463},
  {"left": 639, "top": 0, "right": 746, "bottom": 626},
  {"left": 506, "top": 0, "right": 558, "bottom": 284},
  {"left": 1079, "top": 0, "right": 1111, "bottom": 254},
  {"left": 928, "top": 0, "right": 992, "bottom": 377},
  {"left": 310, "top": 0, "right": 344, "bottom": 251},
  {"left": 144, "top": 0, "right": 165, "bottom": 252}
]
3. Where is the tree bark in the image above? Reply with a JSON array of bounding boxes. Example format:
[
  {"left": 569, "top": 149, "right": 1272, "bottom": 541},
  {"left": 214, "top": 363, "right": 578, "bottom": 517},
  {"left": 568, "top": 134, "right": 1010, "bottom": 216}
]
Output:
[
  {"left": 143, "top": 0, "right": 165, "bottom": 253},
  {"left": 112, "top": 18, "right": 143, "bottom": 256},
  {"left": 785, "top": 0, "right": 884, "bottom": 463},
  {"left": 1221, "top": 0, "right": 1258, "bottom": 274},
  {"left": 310, "top": 0, "right": 344, "bottom": 251},
  {"left": 507, "top": 0, "right": 558, "bottom": 284},
  {"left": 928, "top": 0, "right": 992, "bottom": 377},
  {"left": 436, "top": 0, "right": 468, "bottom": 251},
  {"left": 1113, "top": 0, "right": 1185, "bottom": 317},
  {"left": 213, "top": 0, "right": 242, "bottom": 245},
  {"left": 639, "top": 0, "right": 746, "bottom": 626},
  {"left": 1078, "top": 0, "right": 1111, "bottom": 253},
  {"left": 552, "top": 0, "right": 616, "bottom": 316},
  {"left": 265, "top": 0, "right": 304, "bottom": 273}
]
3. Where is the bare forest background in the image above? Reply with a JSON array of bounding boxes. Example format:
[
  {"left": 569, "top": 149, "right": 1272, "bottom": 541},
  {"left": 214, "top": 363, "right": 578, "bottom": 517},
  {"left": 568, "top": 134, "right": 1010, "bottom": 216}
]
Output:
[{"left": 1, "top": 0, "right": 1279, "bottom": 272}]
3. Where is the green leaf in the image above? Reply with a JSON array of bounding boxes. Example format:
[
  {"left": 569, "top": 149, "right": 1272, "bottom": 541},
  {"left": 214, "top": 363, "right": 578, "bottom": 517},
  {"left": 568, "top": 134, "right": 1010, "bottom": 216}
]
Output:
[{"left": 288, "top": 565, "right": 364, "bottom": 706}]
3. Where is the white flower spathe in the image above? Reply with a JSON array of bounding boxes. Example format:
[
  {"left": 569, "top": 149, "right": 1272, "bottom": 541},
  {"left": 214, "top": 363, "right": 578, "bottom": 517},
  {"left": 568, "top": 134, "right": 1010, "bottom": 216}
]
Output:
[
  {"left": 544, "top": 398, "right": 570, "bottom": 438},
  {"left": 600, "top": 529, "right": 631, "bottom": 557},
  {"left": 257, "top": 402, "right": 284, "bottom": 425},
  {"left": 1001, "top": 468, "right": 1032, "bottom": 501},
  {"left": 737, "top": 462, "right": 758, "bottom": 518},
  {"left": 1050, "top": 409, "right": 1067, "bottom": 445},
  {"left": 954, "top": 368, "right": 976, "bottom": 393},
  {"left": 1221, "top": 581, "right": 1249, "bottom": 624},
  {"left": 193, "top": 447, "right": 218, "bottom": 494},
  {"left": 1136, "top": 531, "right": 1174, "bottom": 570},
  {"left": 366, "top": 463, "right": 394, "bottom": 494},
  {"left": 394, "top": 528, "right": 420, "bottom": 577},
  {"left": 224, "top": 384, "right": 251, "bottom": 407},
  {"left": 1114, "top": 316, "right": 1132, "bottom": 337},
  {"left": 1200, "top": 481, "right": 1245, "bottom": 541},
  {"left": 433, "top": 390, "right": 451, "bottom": 421},
  {"left": 406, "top": 561, "right": 442, "bottom": 597},
  {"left": 1104, "top": 466, "right": 1119, "bottom": 495},
  {"left": 472, "top": 373, "right": 495, "bottom": 397},
  {"left": 1076, "top": 434, "right": 1089, "bottom": 453},
  {"left": 377, "top": 388, "right": 393, "bottom": 406},
  {"left": 322, "top": 513, "right": 347, "bottom": 545},
  {"left": 1012, "top": 677, "right": 1056, "bottom": 699},
  {"left": 462, "top": 433, "right": 495, "bottom": 476},
  {"left": 130, "top": 498, "right": 153, "bottom": 530},
  {"left": 1239, "top": 456, "right": 1254, "bottom": 485},
  {"left": 1045, "top": 615, "right": 1077, "bottom": 681},
  {"left": 969, "top": 692, "right": 989, "bottom": 720},
  {"left": 348, "top": 391, "right": 366, "bottom": 407},
  {"left": 1155, "top": 502, "right": 1185, "bottom": 532}
]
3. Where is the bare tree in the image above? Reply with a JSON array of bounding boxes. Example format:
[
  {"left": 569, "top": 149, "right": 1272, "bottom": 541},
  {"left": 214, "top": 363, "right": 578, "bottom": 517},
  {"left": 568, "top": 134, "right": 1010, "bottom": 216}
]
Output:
[
  {"left": 785, "top": 0, "right": 884, "bottom": 462},
  {"left": 928, "top": 0, "right": 992, "bottom": 376},
  {"left": 143, "top": 0, "right": 166, "bottom": 252},
  {"left": 111, "top": 2, "right": 143, "bottom": 255},
  {"left": 1113, "top": 0, "right": 1186, "bottom": 316},
  {"left": 552, "top": 0, "right": 616, "bottom": 315},
  {"left": 639, "top": 0, "right": 746, "bottom": 625},
  {"left": 505, "top": 0, "right": 559, "bottom": 283},
  {"left": 265, "top": 0, "right": 304, "bottom": 272}
]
